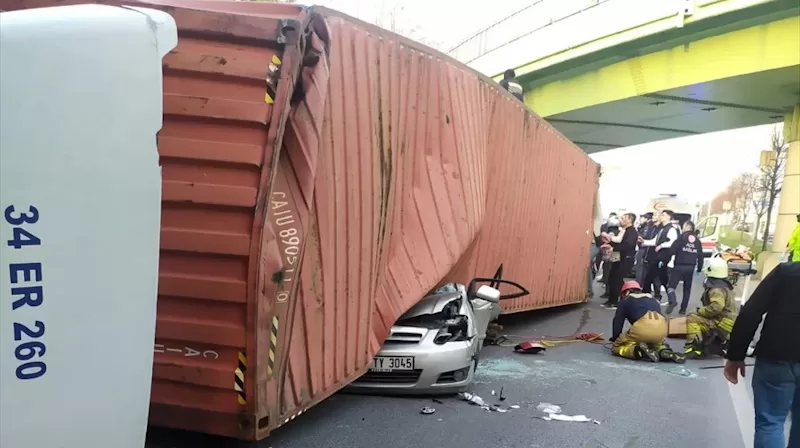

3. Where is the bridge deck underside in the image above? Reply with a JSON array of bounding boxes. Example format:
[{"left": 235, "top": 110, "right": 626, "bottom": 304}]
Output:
[{"left": 547, "top": 65, "right": 800, "bottom": 153}]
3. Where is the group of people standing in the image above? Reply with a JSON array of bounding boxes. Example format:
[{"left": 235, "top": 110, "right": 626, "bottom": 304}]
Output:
[
  {"left": 592, "top": 209, "right": 703, "bottom": 315},
  {"left": 590, "top": 209, "right": 734, "bottom": 360}
]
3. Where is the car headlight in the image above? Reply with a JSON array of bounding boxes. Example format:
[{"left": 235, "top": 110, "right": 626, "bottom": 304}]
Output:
[
  {"left": 433, "top": 316, "right": 468, "bottom": 345},
  {"left": 434, "top": 328, "right": 454, "bottom": 345}
]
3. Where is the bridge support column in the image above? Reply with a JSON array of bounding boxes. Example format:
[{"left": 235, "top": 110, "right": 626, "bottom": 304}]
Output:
[{"left": 763, "top": 104, "right": 800, "bottom": 276}]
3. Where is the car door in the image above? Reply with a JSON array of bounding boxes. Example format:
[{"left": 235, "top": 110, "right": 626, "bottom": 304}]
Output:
[{"left": 697, "top": 216, "right": 720, "bottom": 257}]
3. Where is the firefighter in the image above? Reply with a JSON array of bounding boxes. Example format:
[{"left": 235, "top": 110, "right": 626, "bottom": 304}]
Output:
[
  {"left": 684, "top": 257, "right": 738, "bottom": 359},
  {"left": 610, "top": 280, "right": 685, "bottom": 363}
]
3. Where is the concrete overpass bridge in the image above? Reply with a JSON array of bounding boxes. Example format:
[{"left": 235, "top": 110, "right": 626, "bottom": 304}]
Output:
[{"left": 447, "top": 0, "right": 799, "bottom": 271}]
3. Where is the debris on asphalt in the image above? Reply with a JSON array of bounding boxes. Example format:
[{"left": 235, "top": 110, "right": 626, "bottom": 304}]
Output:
[
  {"left": 541, "top": 414, "right": 599, "bottom": 424},
  {"left": 491, "top": 390, "right": 496, "bottom": 396},
  {"left": 459, "top": 392, "right": 486, "bottom": 407},
  {"left": 514, "top": 341, "right": 547, "bottom": 354},
  {"left": 537, "top": 402, "right": 600, "bottom": 424},
  {"left": 536, "top": 403, "right": 562, "bottom": 414},
  {"left": 479, "top": 405, "right": 509, "bottom": 413},
  {"left": 499, "top": 386, "right": 506, "bottom": 401},
  {"left": 420, "top": 407, "right": 436, "bottom": 415},
  {"left": 432, "top": 398, "right": 444, "bottom": 404},
  {"left": 459, "top": 392, "right": 522, "bottom": 413}
]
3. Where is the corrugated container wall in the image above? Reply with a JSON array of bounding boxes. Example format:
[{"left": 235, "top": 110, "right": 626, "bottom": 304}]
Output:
[{"left": 0, "top": 0, "right": 599, "bottom": 441}]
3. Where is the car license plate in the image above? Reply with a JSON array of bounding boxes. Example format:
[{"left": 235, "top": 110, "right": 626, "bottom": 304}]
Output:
[{"left": 370, "top": 356, "right": 414, "bottom": 372}]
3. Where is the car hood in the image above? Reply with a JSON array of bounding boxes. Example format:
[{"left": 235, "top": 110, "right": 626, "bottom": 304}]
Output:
[{"left": 399, "top": 292, "right": 463, "bottom": 319}]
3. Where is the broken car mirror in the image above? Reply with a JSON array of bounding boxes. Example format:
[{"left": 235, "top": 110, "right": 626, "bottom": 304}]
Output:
[{"left": 474, "top": 285, "right": 501, "bottom": 303}]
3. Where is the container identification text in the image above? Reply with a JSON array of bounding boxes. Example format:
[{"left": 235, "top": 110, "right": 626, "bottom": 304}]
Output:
[{"left": 271, "top": 192, "right": 301, "bottom": 303}]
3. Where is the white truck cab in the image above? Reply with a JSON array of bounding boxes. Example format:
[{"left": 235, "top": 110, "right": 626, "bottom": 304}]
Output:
[{"left": 0, "top": 5, "right": 176, "bottom": 448}]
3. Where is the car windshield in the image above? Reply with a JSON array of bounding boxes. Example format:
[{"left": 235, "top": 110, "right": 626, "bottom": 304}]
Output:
[{"left": 394, "top": 292, "right": 463, "bottom": 328}]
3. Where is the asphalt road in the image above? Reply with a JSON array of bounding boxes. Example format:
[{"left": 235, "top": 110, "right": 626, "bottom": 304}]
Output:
[{"left": 147, "top": 276, "right": 764, "bottom": 448}]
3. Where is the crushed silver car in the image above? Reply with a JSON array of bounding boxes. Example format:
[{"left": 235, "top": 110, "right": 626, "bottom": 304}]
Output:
[{"left": 350, "top": 267, "right": 528, "bottom": 394}]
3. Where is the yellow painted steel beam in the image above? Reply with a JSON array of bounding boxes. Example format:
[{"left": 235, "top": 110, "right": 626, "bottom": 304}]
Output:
[
  {"left": 506, "top": 0, "right": 787, "bottom": 81},
  {"left": 526, "top": 16, "right": 800, "bottom": 117}
]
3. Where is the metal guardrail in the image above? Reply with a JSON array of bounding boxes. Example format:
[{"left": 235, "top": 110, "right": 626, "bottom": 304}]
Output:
[{"left": 447, "top": 0, "right": 613, "bottom": 64}]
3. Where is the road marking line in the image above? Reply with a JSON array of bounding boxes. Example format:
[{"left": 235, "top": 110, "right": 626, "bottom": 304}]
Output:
[{"left": 727, "top": 379, "right": 754, "bottom": 448}]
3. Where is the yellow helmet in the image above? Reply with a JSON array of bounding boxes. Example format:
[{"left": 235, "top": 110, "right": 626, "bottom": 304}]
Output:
[{"left": 705, "top": 257, "right": 729, "bottom": 279}]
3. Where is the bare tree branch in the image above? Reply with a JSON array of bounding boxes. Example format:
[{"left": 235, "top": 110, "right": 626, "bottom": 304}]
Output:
[
  {"left": 371, "top": 0, "right": 440, "bottom": 48},
  {"left": 756, "top": 126, "right": 788, "bottom": 251}
]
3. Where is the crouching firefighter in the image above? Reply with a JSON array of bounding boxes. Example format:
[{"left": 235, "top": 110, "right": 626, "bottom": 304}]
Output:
[
  {"left": 610, "top": 281, "right": 685, "bottom": 363},
  {"left": 684, "top": 257, "right": 737, "bottom": 359}
]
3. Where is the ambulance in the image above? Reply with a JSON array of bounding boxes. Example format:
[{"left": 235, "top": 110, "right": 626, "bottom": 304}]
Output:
[{"left": 646, "top": 195, "right": 717, "bottom": 257}]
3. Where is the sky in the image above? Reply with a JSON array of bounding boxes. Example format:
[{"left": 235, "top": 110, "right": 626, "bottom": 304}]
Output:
[
  {"left": 313, "top": 0, "right": 533, "bottom": 50},
  {"left": 312, "top": 0, "right": 778, "bottom": 214},
  {"left": 591, "top": 124, "right": 776, "bottom": 213}
]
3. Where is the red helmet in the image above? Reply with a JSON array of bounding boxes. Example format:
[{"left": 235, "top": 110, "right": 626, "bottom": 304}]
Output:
[{"left": 620, "top": 280, "right": 642, "bottom": 295}]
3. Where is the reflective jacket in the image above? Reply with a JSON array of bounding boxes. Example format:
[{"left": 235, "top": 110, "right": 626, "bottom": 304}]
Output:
[
  {"left": 697, "top": 278, "right": 736, "bottom": 320},
  {"left": 788, "top": 223, "right": 800, "bottom": 262}
]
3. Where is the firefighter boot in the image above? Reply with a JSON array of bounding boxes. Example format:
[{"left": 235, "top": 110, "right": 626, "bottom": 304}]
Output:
[
  {"left": 703, "top": 329, "right": 728, "bottom": 358},
  {"left": 658, "top": 347, "right": 686, "bottom": 364},
  {"left": 635, "top": 343, "right": 660, "bottom": 362},
  {"left": 684, "top": 340, "right": 705, "bottom": 360}
]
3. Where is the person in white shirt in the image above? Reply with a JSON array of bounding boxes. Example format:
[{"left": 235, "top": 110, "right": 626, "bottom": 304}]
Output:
[{"left": 638, "top": 210, "right": 679, "bottom": 300}]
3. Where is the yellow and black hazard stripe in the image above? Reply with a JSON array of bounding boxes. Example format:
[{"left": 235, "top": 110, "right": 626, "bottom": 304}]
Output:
[
  {"left": 268, "top": 316, "right": 279, "bottom": 376},
  {"left": 234, "top": 351, "right": 247, "bottom": 405},
  {"left": 264, "top": 54, "right": 282, "bottom": 105}
]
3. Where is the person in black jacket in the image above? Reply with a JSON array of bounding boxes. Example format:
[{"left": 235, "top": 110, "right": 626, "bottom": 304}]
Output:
[
  {"left": 601, "top": 213, "right": 638, "bottom": 308},
  {"left": 640, "top": 210, "right": 679, "bottom": 301},
  {"left": 724, "top": 262, "right": 800, "bottom": 447},
  {"left": 499, "top": 69, "right": 524, "bottom": 101},
  {"left": 665, "top": 220, "right": 704, "bottom": 315},
  {"left": 635, "top": 213, "right": 656, "bottom": 285},
  {"left": 599, "top": 215, "right": 621, "bottom": 299}
]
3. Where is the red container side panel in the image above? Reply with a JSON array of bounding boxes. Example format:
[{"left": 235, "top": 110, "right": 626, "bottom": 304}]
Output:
[{"left": 267, "top": 9, "right": 598, "bottom": 431}]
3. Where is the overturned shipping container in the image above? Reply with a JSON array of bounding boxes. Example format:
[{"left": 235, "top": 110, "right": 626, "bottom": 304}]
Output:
[{"left": 0, "top": 0, "right": 599, "bottom": 440}]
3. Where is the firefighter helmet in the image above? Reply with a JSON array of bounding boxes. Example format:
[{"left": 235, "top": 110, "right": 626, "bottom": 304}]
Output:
[
  {"left": 621, "top": 280, "right": 642, "bottom": 295},
  {"left": 705, "top": 257, "right": 729, "bottom": 279}
]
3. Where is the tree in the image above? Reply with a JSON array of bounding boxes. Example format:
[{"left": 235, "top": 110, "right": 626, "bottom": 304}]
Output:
[
  {"left": 751, "top": 186, "right": 770, "bottom": 248},
  {"left": 756, "top": 127, "right": 788, "bottom": 251},
  {"left": 727, "top": 173, "right": 758, "bottom": 240},
  {"left": 371, "top": 0, "right": 439, "bottom": 48}
]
